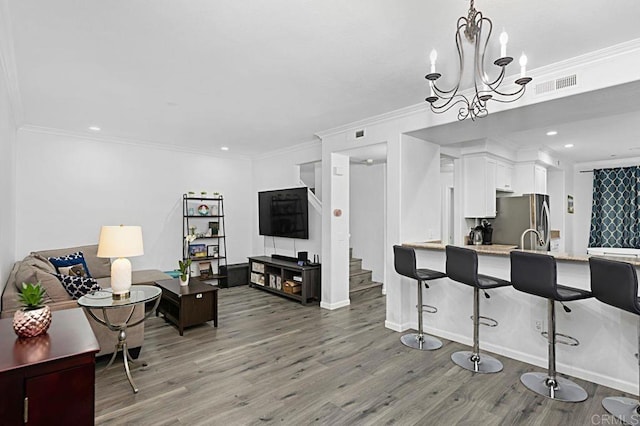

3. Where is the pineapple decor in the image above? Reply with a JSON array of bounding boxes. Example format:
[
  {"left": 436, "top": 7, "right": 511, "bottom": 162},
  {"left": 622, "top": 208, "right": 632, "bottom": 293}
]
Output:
[{"left": 12, "top": 282, "right": 52, "bottom": 338}]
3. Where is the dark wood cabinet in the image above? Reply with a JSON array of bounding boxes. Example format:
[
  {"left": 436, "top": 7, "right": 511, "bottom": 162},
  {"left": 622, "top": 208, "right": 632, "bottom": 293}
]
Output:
[
  {"left": 248, "top": 256, "right": 320, "bottom": 305},
  {"left": 0, "top": 308, "right": 100, "bottom": 425}
]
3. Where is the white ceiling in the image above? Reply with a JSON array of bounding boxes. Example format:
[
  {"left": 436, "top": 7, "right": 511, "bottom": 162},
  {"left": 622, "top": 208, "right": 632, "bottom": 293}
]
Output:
[{"left": 7, "top": 0, "right": 640, "bottom": 159}]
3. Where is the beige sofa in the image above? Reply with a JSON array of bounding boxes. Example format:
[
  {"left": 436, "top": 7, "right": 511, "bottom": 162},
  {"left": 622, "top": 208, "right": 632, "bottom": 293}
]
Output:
[{"left": 1, "top": 244, "right": 171, "bottom": 357}]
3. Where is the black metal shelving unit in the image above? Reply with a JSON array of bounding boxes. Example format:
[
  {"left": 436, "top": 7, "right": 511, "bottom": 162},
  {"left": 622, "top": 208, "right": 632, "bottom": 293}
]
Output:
[{"left": 182, "top": 194, "right": 228, "bottom": 281}]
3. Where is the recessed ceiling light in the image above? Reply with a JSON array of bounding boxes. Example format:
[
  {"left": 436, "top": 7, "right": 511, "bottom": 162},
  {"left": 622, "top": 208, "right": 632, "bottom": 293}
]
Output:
[
  {"left": 564, "top": 144, "right": 574, "bottom": 148},
  {"left": 88, "top": 126, "right": 101, "bottom": 132},
  {"left": 220, "top": 146, "right": 229, "bottom": 151},
  {"left": 546, "top": 130, "right": 558, "bottom": 136},
  {"left": 366, "top": 159, "right": 374, "bottom": 164}
]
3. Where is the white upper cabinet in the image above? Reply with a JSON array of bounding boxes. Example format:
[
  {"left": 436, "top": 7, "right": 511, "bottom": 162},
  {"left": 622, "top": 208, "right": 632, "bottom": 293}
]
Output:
[
  {"left": 514, "top": 163, "right": 548, "bottom": 195},
  {"left": 495, "top": 160, "right": 514, "bottom": 192},
  {"left": 463, "top": 155, "right": 497, "bottom": 218}
]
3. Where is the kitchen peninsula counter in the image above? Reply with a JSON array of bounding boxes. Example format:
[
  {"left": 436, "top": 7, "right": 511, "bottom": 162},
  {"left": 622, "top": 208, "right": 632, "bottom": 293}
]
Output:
[
  {"left": 386, "top": 240, "right": 640, "bottom": 395},
  {"left": 402, "top": 241, "right": 640, "bottom": 266}
]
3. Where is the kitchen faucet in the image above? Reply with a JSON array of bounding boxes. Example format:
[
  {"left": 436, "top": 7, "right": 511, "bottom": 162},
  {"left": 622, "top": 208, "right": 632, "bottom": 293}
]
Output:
[{"left": 520, "top": 228, "right": 545, "bottom": 250}]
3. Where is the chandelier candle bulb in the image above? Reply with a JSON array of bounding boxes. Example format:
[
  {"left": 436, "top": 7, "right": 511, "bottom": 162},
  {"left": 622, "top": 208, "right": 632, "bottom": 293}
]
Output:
[
  {"left": 499, "top": 31, "right": 508, "bottom": 58},
  {"left": 519, "top": 53, "right": 527, "bottom": 78},
  {"left": 430, "top": 49, "right": 437, "bottom": 73}
]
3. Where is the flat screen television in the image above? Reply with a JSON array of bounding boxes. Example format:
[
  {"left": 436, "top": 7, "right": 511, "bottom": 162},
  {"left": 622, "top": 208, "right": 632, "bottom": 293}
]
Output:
[{"left": 258, "top": 187, "right": 309, "bottom": 239}]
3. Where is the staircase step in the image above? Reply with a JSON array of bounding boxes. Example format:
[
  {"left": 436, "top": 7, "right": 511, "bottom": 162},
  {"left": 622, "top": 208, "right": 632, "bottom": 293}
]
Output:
[
  {"left": 349, "top": 269, "right": 372, "bottom": 288},
  {"left": 349, "top": 258, "right": 362, "bottom": 272},
  {"left": 350, "top": 281, "right": 383, "bottom": 294}
]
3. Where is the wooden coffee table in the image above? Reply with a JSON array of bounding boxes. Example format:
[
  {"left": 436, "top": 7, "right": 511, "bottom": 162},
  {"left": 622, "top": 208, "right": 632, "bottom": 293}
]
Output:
[{"left": 154, "top": 278, "right": 218, "bottom": 336}]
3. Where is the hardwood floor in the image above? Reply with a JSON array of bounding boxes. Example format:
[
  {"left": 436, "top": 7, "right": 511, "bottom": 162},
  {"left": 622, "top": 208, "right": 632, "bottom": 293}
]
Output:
[{"left": 95, "top": 286, "right": 629, "bottom": 425}]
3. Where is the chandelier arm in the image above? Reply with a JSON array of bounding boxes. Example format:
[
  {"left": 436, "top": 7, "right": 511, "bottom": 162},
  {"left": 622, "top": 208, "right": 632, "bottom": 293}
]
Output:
[
  {"left": 486, "top": 87, "right": 527, "bottom": 103},
  {"left": 430, "top": 96, "right": 472, "bottom": 115},
  {"left": 475, "top": 13, "right": 492, "bottom": 85}
]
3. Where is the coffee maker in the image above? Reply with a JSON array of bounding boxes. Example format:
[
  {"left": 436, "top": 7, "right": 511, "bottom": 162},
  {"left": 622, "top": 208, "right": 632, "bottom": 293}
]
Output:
[{"left": 480, "top": 220, "right": 493, "bottom": 245}]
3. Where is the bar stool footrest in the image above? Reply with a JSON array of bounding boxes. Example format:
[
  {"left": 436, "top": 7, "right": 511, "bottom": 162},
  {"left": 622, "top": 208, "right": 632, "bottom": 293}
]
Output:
[
  {"left": 421, "top": 304, "right": 437, "bottom": 314},
  {"left": 468, "top": 315, "right": 498, "bottom": 327},
  {"left": 540, "top": 332, "right": 580, "bottom": 346}
]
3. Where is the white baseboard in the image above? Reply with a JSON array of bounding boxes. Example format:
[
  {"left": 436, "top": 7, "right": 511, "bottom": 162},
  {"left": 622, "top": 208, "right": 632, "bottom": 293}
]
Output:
[
  {"left": 386, "top": 323, "right": 638, "bottom": 395},
  {"left": 320, "top": 299, "right": 350, "bottom": 310}
]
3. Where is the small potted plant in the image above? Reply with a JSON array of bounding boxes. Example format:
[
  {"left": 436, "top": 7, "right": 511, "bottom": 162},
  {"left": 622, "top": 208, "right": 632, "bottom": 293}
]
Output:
[
  {"left": 178, "top": 259, "right": 192, "bottom": 286},
  {"left": 12, "top": 282, "right": 52, "bottom": 338}
]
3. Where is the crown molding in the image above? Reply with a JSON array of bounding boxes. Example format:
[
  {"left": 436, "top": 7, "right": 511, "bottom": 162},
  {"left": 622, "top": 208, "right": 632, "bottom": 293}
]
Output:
[
  {"left": 253, "top": 137, "right": 321, "bottom": 161},
  {"left": 19, "top": 125, "right": 252, "bottom": 161},
  {"left": 0, "top": 0, "right": 24, "bottom": 127},
  {"left": 533, "top": 38, "right": 640, "bottom": 79},
  {"left": 315, "top": 102, "right": 429, "bottom": 139}
]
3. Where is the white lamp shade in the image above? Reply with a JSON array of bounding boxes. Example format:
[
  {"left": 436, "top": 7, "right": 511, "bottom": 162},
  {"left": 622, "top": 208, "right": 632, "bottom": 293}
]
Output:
[{"left": 97, "top": 225, "right": 144, "bottom": 258}]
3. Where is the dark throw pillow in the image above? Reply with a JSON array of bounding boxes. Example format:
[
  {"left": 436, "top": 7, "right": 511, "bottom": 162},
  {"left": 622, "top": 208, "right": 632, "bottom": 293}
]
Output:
[
  {"left": 48, "top": 251, "right": 92, "bottom": 278},
  {"left": 53, "top": 273, "right": 101, "bottom": 300}
]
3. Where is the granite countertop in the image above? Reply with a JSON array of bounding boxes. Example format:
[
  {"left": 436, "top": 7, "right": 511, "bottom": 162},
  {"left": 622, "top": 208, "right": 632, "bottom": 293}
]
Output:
[{"left": 402, "top": 241, "right": 640, "bottom": 266}]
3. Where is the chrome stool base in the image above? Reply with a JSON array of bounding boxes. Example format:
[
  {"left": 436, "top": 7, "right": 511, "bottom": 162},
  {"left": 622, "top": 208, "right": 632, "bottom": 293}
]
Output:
[
  {"left": 602, "top": 397, "right": 640, "bottom": 425},
  {"left": 400, "top": 333, "right": 442, "bottom": 351},
  {"left": 451, "top": 350, "right": 503, "bottom": 374},
  {"left": 520, "top": 372, "right": 588, "bottom": 402}
]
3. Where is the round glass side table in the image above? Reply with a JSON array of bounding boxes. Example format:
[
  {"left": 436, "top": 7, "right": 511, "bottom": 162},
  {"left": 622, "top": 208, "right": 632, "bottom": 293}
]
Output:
[{"left": 78, "top": 285, "right": 161, "bottom": 393}]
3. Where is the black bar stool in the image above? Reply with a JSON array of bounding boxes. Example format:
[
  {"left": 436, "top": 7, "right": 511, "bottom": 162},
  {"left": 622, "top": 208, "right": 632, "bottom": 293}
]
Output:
[
  {"left": 393, "top": 245, "right": 446, "bottom": 351},
  {"left": 510, "top": 251, "right": 593, "bottom": 402},
  {"left": 590, "top": 257, "right": 640, "bottom": 424},
  {"left": 445, "top": 245, "right": 510, "bottom": 373}
]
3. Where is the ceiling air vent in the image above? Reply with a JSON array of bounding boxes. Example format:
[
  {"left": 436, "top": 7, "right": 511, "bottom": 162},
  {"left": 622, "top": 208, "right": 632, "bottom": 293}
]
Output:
[{"left": 534, "top": 74, "right": 578, "bottom": 96}]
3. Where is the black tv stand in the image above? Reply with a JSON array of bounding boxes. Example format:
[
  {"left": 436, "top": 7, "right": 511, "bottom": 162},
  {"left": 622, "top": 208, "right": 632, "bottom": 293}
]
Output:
[
  {"left": 249, "top": 256, "right": 320, "bottom": 305},
  {"left": 271, "top": 254, "right": 298, "bottom": 263}
]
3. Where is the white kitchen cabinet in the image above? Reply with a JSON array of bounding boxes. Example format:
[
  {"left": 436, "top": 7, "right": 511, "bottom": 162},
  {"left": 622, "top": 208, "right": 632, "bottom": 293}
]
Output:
[
  {"left": 495, "top": 160, "right": 514, "bottom": 192},
  {"left": 463, "top": 155, "right": 497, "bottom": 218},
  {"left": 514, "top": 163, "right": 548, "bottom": 195}
]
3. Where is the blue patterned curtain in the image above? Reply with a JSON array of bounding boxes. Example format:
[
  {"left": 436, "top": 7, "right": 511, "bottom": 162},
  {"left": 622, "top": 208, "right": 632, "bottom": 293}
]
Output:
[{"left": 589, "top": 166, "right": 640, "bottom": 248}]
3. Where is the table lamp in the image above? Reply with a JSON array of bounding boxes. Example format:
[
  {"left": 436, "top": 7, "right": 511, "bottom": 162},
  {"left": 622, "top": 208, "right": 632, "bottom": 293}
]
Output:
[{"left": 97, "top": 225, "right": 144, "bottom": 299}]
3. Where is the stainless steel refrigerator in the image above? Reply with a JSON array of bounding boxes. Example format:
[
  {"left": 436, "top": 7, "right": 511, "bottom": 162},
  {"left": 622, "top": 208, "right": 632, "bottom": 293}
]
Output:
[{"left": 491, "top": 194, "right": 550, "bottom": 250}]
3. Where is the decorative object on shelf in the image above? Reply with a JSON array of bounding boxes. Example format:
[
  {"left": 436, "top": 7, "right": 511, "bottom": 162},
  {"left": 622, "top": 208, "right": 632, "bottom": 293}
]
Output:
[
  {"left": 187, "top": 191, "right": 196, "bottom": 198},
  {"left": 189, "top": 244, "right": 207, "bottom": 258},
  {"left": 200, "top": 191, "right": 207, "bottom": 198},
  {"left": 207, "top": 245, "right": 219, "bottom": 258},
  {"left": 424, "top": 0, "right": 532, "bottom": 121},
  {"left": 188, "top": 225, "right": 197, "bottom": 235},
  {"left": 188, "top": 207, "right": 195, "bottom": 215},
  {"left": 178, "top": 259, "right": 192, "bottom": 286},
  {"left": 97, "top": 225, "right": 144, "bottom": 300},
  {"left": 209, "top": 221, "right": 219, "bottom": 236},
  {"left": 213, "top": 192, "right": 221, "bottom": 198},
  {"left": 12, "top": 282, "right": 52, "bottom": 338},
  {"left": 198, "top": 261, "right": 212, "bottom": 279},
  {"left": 197, "top": 204, "right": 210, "bottom": 216}
]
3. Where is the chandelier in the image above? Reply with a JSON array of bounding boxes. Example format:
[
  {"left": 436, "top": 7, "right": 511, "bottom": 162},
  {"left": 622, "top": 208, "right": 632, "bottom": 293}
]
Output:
[{"left": 425, "top": 0, "right": 532, "bottom": 121}]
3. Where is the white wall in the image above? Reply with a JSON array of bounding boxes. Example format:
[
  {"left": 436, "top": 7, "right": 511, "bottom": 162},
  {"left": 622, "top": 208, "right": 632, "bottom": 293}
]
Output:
[
  {"left": 15, "top": 128, "right": 253, "bottom": 271},
  {"left": 0, "top": 48, "right": 16, "bottom": 299},
  {"left": 350, "top": 162, "right": 385, "bottom": 282},
  {"left": 251, "top": 142, "right": 322, "bottom": 261},
  {"left": 572, "top": 157, "right": 640, "bottom": 254}
]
